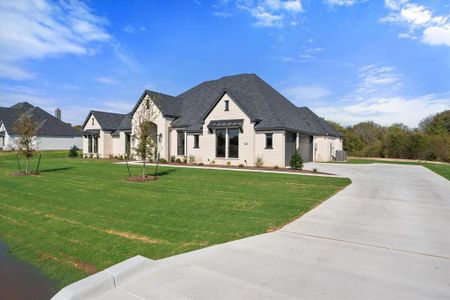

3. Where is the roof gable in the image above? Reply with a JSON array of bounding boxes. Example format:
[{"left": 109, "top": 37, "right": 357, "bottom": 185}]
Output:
[
  {"left": 82, "top": 111, "right": 126, "bottom": 131},
  {"left": 200, "top": 89, "right": 255, "bottom": 122}
]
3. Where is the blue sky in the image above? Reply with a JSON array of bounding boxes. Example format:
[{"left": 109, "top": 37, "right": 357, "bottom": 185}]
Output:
[{"left": 0, "top": 0, "right": 449, "bottom": 127}]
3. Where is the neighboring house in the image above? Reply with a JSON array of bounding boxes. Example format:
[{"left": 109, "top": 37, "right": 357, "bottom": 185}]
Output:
[
  {"left": 82, "top": 111, "right": 131, "bottom": 158},
  {"left": 0, "top": 102, "right": 82, "bottom": 150},
  {"left": 82, "top": 74, "right": 342, "bottom": 165}
]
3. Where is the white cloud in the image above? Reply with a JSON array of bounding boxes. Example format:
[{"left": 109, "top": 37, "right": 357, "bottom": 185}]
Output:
[
  {"left": 307, "top": 63, "right": 449, "bottom": 127},
  {"left": 313, "top": 94, "right": 450, "bottom": 127},
  {"left": 0, "top": 0, "right": 110, "bottom": 80},
  {"left": 422, "top": 24, "right": 450, "bottom": 46},
  {"left": 102, "top": 100, "right": 134, "bottom": 113},
  {"left": 95, "top": 77, "right": 118, "bottom": 85},
  {"left": 283, "top": 85, "right": 332, "bottom": 104},
  {"left": 235, "top": 0, "right": 303, "bottom": 27},
  {"left": 122, "top": 24, "right": 147, "bottom": 34},
  {"left": 324, "top": 0, "right": 363, "bottom": 7},
  {"left": 355, "top": 64, "right": 401, "bottom": 96},
  {"left": 381, "top": 0, "right": 450, "bottom": 47}
]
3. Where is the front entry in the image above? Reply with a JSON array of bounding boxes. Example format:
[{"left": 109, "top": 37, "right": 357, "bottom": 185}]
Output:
[{"left": 285, "top": 131, "right": 296, "bottom": 166}]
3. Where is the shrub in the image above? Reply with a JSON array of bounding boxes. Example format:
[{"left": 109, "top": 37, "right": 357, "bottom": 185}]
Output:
[
  {"left": 312, "top": 168, "right": 318, "bottom": 173},
  {"left": 118, "top": 155, "right": 124, "bottom": 161},
  {"left": 159, "top": 158, "right": 167, "bottom": 163},
  {"left": 212, "top": 160, "right": 216, "bottom": 165},
  {"left": 108, "top": 154, "right": 114, "bottom": 160},
  {"left": 89, "top": 153, "right": 93, "bottom": 159},
  {"left": 175, "top": 158, "right": 182, "bottom": 163},
  {"left": 198, "top": 162, "right": 204, "bottom": 166},
  {"left": 188, "top": 155, "right": 195, "bottom": 163},
  {"left": 255, "top": 156, "right": 264, "bottom": 167},
  {"left": 289, "top": 150, "right": 303, "bottom": 170},
  {"left": 68, "top": 146, "right": 78, "bottom": 158},
  {"left": 94, "top": 153, "right": 100, "bottom": 159},
  {"left": 273, "top": 165, "right": 279, "bottom": 169},
  {"left": 238, "top": 163, "right": 245, "bottom": 168},
  {"left": 226, "top": 161, "right": 231, "bottom": 166},
  {"left": 183, "top": 156, "right": 188, "bottom": 163},
  {"left": 170, "top": 156, "right": 176, "bottom": 163}
]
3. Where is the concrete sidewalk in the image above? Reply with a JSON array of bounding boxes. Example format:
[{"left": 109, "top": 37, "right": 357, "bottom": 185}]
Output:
[{"left": 53, "top": 163, "right": 450, "bottom": 300}]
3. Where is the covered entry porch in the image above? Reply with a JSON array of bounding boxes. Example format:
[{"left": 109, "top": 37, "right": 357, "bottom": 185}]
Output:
[{"left": 285, "top": 131, "right": 314, "bottom": 166}]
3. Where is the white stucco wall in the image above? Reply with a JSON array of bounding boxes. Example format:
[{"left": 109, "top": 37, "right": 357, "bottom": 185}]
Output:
[
  {"left": 313, "top": 136, "right": 343, "bottom": 162},
  {"left": 254, "top": 130, "right": 285, "bottom": 167},
  {"left": 1, "top": 122, "right": 81, "bottom": 150},
  {"left": 83, "top": 114, "right": 103, "bottom": 157},
  {"left": 198, "top": 93, "right": 255, "bottom": 166},
  {"left": 35, "top": 136, "right": 82, "bottom": 150}
]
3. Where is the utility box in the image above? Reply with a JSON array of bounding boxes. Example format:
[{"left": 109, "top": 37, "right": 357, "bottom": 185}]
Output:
[{"left": 336, "top": 150, "right": 347, "bottom": 161}]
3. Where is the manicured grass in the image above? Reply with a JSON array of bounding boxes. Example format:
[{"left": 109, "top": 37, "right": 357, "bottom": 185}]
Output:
[
  {"left": 345, "top": 158, "right": 450, "bottom": 180},
  {"left": 0, "top": 151, "right": 350, "bottom": 287}
]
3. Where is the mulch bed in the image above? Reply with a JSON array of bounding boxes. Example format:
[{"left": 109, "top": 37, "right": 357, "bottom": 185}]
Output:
[
  {"left": 10, "top": 171, "right": 39, "bottom": 176},
  {"left": 127, "top": 175, "right": 159, "bottom": 182},
  {"left": 157, "top": 162, "right": 334, "bottom": 175}
]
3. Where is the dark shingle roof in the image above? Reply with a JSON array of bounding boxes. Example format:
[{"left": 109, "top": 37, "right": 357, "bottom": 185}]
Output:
[
  {"left": 118, "top": 113, "right": 132, "bottom": 130},
  {"left": 168, "top": 74, "right": 341, "bottom": 137},
  {"left": 0, "top": 102, "right": 81, "bottom": 137},
  {"left": 83, "top": 111, "right": 127, "bottom": 131},
  {"left": 131, "top": 90, "right": 181, "bottom": 118}
]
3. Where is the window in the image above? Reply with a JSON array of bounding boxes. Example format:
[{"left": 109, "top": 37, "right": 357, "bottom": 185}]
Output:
[
  {"left": 0, "top": 136, "right": 4, "bottom": 147},
  {"left": 225, "top": 100, "right": 229, "bottom": 111},
  {"left": 215, "top": 129, "right": 226, "bottom": 157},
  {"left": 228, "top": 129, "right": 239, "bottom": 158},
  {"left": 265, "top": 133, "right": 273, "bottom": 149},
  {"left": 88, "top": 136, "right": 93, "bottom": 153},
  {"left": 146, "top": 98, "right": 150, "bottom": 109},
  {"left": 194, "top": 134, "right": 199, "bottom": 149},
  {"left": 177, "top": 131, "right": 185, "bottom": 155},
  {"left": 94, "top": 136, "right": 98, "bottom": 154},
  {"left": 91, "top": 118, "right": 94, "bottom": 125}
]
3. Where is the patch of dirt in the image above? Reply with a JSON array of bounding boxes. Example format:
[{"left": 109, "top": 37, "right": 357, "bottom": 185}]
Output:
[
  {"left": 10, "top": 171, "right": 39, "bottom": 176},
  {"left": 127, "top": 175, "right": 159, "bottom": 182},
  {"left": 95, "top": 228, "right": 163, "bottom": 244},
  {"left": 39, "top": 252, "right": 96, "bottom": 274}
]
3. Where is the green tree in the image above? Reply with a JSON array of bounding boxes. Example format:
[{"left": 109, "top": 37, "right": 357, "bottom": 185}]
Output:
[
  {"left": 289, "top": 150, "right": 303, "bottom": 170},
  {"left": 13, "top": 114, "right": 38, "bottom": 175},
  {"left": 132, "top": 96, "right": 159, "bottom": 178}
]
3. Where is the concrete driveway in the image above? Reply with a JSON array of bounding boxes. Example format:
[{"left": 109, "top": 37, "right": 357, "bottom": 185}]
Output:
[{"left": 54, "top": 163, "right": 450, "bottom": 300}]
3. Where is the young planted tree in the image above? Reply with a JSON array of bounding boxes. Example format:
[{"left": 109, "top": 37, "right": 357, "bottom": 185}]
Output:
[
  {"left": 289, "top": 150, "right": 304, "bottom": 170},
  {"left": 13, "top": 114, "right": 39, "bottom": 175},
  {"left": 132, "top": 96, "right": 159, "bottom": 179}
]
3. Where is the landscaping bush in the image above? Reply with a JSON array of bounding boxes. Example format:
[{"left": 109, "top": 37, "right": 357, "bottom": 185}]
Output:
[
  {"left": 108, "top": 154, "right": 114, "bottom": 160},
  {"left": 289, "top": 150, "right": 303, "bottom": 170},
  {"left": 238, "top": 164, "right": 245, "bottom": 168},
  {"left": 183, "top": 156, "right": 188, "bottom": 163},
  {"left": 274, "top": 165, "right": 279, "bottom": 169},
  {"left": 188, "top": 155, "right": 195, "bottom": 163},
  {"left": 198, "top": 162, "right": 204, "bottom": 166},
  {"left": 255, "top": 156, "right": 264, "bottom": 167},
  {"left": 159, "top": 158, "right": 167, "bottom": 163},
  {"left": 175, "top": 158, "right": 182, "bottom": 163},
  {"left": 68, "top": 146, "right": 79, "bottom": 158},
  {"left": 226, "top": 161, "right": 231, "bottom": 166},
  {"left": 170, "top": 156, "right": 176, "bottom": 163}
]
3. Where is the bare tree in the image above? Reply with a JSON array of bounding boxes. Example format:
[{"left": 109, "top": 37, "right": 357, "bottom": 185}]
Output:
[
  {"left": 132, "top": 96, "right": 159, "bottom": 178},
  {"left": 13, "top": 114, "right": 38, "bottom": 175}
]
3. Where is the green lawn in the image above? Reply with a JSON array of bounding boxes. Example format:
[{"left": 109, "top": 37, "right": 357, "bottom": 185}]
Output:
[
  {"left": 344, "top": 158, "right": 450, "bottom": 180},
  {"left": 0, "top": 151, "right": 350, "bottom": 287}
]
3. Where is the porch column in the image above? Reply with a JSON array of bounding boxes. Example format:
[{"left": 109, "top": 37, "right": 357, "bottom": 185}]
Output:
[{"left": 296, "top": 132, "right": 299, "bottom": 150}]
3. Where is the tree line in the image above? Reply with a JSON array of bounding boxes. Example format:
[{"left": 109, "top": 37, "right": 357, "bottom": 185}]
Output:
[{"left": 327, "top": 110, "right": 450, "bottom": 162}]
